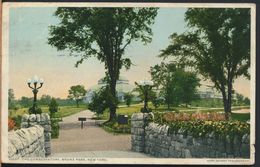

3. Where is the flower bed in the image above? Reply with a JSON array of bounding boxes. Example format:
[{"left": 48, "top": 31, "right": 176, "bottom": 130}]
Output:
[{"left": 153, "top": 112, "right": 250, "bottom": 140}]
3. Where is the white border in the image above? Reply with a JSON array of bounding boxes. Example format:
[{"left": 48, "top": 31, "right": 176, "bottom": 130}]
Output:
[{"left": 1, "top": 2, "right": 256, "bottom": 165}]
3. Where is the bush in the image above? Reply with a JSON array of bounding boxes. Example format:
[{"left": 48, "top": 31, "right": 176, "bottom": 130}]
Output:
[
  {"left": 51, "top": 120, "right": 59, "bottom": 138},
  {"left": 10, "top": 115, "right": 22, "bottom": 129},
  {"left": 102, "top": 120, "right": 131, "bottom": 134},
  {"left": 28, "top": 106, "right": 42, "bottom": 114},
  {"left": 8, "top": 118, "right": 15, "bottom": 131},
  {"left": 153, "top": 112, "right": 250, "bottom": 140},
  {"left": 165, "top": 120, "right": 249, "bottom": 139},
  {"left": 49, "top": 98, "right": 58, "bottom": 118}
]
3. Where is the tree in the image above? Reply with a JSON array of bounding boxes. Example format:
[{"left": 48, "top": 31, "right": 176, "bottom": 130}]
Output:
[
  {"left": 159, "top": 8, "right": 250, "bottom": 120},
  {"left": 48, "top": 7, "right": 158, "bottom": 121},
  {"left": 48, "top": 98, "right": 59, "bottom": 118},
  {"left": 8, "top": 89, "right": 15, "bottom": 109},
  {"left": 150, "top": 62, "right": 177, "bottom": 109},
  {"left": 68, "top": 85, "right": 86, "bottom": 107},
  {"left": 172, "top": 69, "right": 200, "bottom": 107},
  {"left": 124, "top": 93, "right": 133, "bottom": 107},
  {"left": 150, "top": 63, "right": 200, "bottom": 109},
  {"left": 88, "top": 86, "right": 114, "bottom": 117},
  {"left": 19, "top": 96, "right": 32, "bottom": 108},
  {"left": 39, "top": 94, "right": 52, "bottom": 105}
]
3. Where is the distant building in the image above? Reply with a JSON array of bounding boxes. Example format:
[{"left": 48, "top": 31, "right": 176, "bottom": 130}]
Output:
[
  {"left": 83, "top": 76, "right": 140, "bottom": 103},
  {"left": 197, "top": 85, "right": 222, "bottom": 99}
]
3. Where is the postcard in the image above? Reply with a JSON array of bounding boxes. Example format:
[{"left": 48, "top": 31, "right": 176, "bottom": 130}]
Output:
[{"left": 1, "top": 2, "right": 256, "bottom": 165}]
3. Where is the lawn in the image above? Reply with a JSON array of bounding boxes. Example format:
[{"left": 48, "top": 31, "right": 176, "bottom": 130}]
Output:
[
  {"left": 9, "top": 105, "right": 87, "bottom": 118},
  {"left": 97, "top": 102, "right": 250, "bottom": 122}
]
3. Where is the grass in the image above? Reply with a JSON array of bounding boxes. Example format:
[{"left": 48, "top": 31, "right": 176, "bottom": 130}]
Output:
[
  {"left": 9, "top": 105, "right": 87, "bottom": 118},
  {"left": 231, "top": 113, "right": 250, "bottom": 122}
]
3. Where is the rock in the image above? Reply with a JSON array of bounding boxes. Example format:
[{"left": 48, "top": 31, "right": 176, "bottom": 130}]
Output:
[
  {"left": 22, "top": 114, "right": 29, "bottom": 122},
  {"left": 36, "top": 114, "right": 41, "bottom": 122},
  {"left": 182, "top": 149, "right": 192, "bottom": 158},
  {"left": 29, "top": 114, "right": 36, "bottom": 122},
  {"left": 20, "top": 122, "right": 29, "bottom": 128}
]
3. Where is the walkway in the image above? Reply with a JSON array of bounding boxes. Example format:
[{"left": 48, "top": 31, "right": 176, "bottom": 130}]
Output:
[{"left": 51, "top": 110, "right": 149, "bottom": 158}]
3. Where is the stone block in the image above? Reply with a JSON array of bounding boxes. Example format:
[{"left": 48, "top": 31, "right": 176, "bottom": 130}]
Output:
[
  {"left": 29, "top": 114, "right": 36, "bottom": 122},
  {"left": 182, "top": 149, "right": 192, "bottom": 158},
  {"left": 8, "top": 133, "right": 24, "bottom": 150},
  {"left": 22, "top": 114, "right": 29, "bottom": 122},
  {"left": 21, "top": 122, "right": 29, "bottom": 128},
  {"left": 44, "top": 142, "right": 51, "bottom": 149},
  {"left": 43, "top": 125, "right": 52, "bottom": 132},
  {"left": 8, "top": 143, "right": 17, "bottom": 157},
  {"left": 36, "top": 114, "right": 41, "bottom": 122},
  {"left": 44, "top": 132, "right": 51, "bottom": 141},
  {"left": 132, "top": 120, "right": 145, "bottom": 128},
  {"left": 240, "top": 143, "right": 250, "bottom": 158}
]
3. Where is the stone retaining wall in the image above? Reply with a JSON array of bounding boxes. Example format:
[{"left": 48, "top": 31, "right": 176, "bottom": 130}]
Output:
[
  {"left": 8, "top": 125, "right": 45, "bottom": 159},
  {"left": 21, "top": 113, "right": 52, "bottom": 156},
  {"left": 131, "top": 113, "right": 250, "bottom": 158}
]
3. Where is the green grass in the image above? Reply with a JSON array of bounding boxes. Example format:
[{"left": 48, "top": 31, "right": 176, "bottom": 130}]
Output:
[
  {"left": 9, "top": 105, "right": 87, "bottom": 118},
  {"left": 231, "top": 113, "right": 250, "bottom": 122}
]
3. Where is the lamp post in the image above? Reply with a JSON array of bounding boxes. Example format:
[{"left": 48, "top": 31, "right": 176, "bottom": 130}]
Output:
[
  {"left": 27, "top": 75, "right": 44, "bottom": 114},
  {"left": 136, "top": 80, "right": 154, "bottom": 113}
]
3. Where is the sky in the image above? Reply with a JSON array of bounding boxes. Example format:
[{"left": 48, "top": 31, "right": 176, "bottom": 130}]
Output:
[{"left": 8, "top": 7, "right": 251, "bottom": 99}]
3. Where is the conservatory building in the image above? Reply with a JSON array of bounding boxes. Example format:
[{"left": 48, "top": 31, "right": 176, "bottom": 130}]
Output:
[{"left": 83, "top": 76, "right": 138, "bottom": 103}]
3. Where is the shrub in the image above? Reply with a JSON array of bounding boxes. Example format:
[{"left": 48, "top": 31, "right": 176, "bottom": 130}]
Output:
[
  {"left": 155, "top": 112, "right": 226, "bottom": 123},
  {"left": 153, "top": 112, "right": 250, "bottom": 140},
  {"left": 11, "top": 115, "right": 22, "bottom": 129},
  {"left": 49, "top": 98, "right": 58, "bottom": 118},
  {"left": 51, "top": 120, "right": 59, "bottom": 138},
  {"left": 8, "top": 118, "right": 15, "bottom": 131},
  {"left": 165, "top": 120, "right": 249, "bottom": 139},
  {"left": 28, "top": 106, "right": 42, "bottom": 114}
]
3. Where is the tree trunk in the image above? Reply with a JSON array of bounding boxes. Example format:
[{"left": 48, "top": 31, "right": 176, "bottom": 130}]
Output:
[{"left": 108, "top": 77, "right": 117, "bottom": 121}]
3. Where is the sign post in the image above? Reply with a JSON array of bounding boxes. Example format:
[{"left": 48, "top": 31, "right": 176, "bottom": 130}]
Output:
[{"left": 78, "top": 117, "right": 87, "bottom": 129}]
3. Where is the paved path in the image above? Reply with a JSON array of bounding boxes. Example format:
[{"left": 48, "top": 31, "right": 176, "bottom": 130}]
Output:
[{"left": 51, "top": 110, "right": 135, "bottom": 157}]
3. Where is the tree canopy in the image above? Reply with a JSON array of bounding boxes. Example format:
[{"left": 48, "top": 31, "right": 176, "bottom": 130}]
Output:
[
  {"left": 159, "top": 8, "right": 250, "bottom": 119},
  {"left": 48, "top": 7, "right": 158, "bottom": 121},
  {"left": 68, "top": 85, "right": 87, "bottom": 107},
  {"left": 150, "top": 63, "right": 200, "bottom": 108}
]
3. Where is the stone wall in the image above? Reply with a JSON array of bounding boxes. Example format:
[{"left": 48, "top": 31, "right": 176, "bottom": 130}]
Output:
[
  {"left": 131, "top": 113, "right": 250, "bottom": 158},
  {"left": 21, "top": 113, "right": 52, "bottom": 156},
  {"left": 8, "top": 125, "right": 45, "bottom": 159}
]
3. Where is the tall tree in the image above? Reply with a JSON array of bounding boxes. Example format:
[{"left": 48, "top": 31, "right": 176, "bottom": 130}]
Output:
[
  {"left": 68, "top": 85, "right": 86, "bottom": 107},
  {"left": 8, "top": 89, "right": 15, "bottom": 109},
  {"left": 159, "top": 8, "right": 250, "bottom": 119},
  {"left": 48, "top": 7, "right": 158, "bottom": 121},
  {"left": 150, "top": 63, "right": 200, "bottom": 109}
]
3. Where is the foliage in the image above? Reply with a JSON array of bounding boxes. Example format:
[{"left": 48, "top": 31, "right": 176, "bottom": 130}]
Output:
[
  {"left": 88, "top": 87, "right": 116, "bottom": 116},
  {"left": 68, "top": 85, "right": 87, "bottom": 108},
  {"left": 102, "top": 120, "right": 131, "bottom": 134},
  {"left": 234, "top": 93, "right": 250, "bottom": 106},
  {"left": 8, "top": 118, "right": 15, "bottom": 131},
  {"left": 18, "top": 96, "right": 33, "bottom": 108},
  {"left": 48, "top": 7, "right": 158, "bottom": 121},
  {"left": 124, "top": 93, "right": 134, "bottom": 107},
  {"left": 8, "top": 89, "right": 16, "bottom": 109},
  {"left": 48, "top": 98, "right": 59, "bottom": 117},
  {"left": 154, "top": 112, "right": 226, "bottom": 123},
  {"left": 39, "top": 94, "right": 52, "bottom": 105},
  {"left": 159, "top": 8, "right": 250, "bottom": 120},
  {"left": 151, "top": 97, "right": 164, "bottom": 111},
  {"left": 150, "top": 63, "right": 200, "bottom": 108},
  {"left": 51, "top": 120, "right": 60, "bottom": 138},
  {"left": 166, "top": 120, "right": 249, "bottom": 139},
  {"left": 28, "top": 106, "right": 42, "bottom": 114}
]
